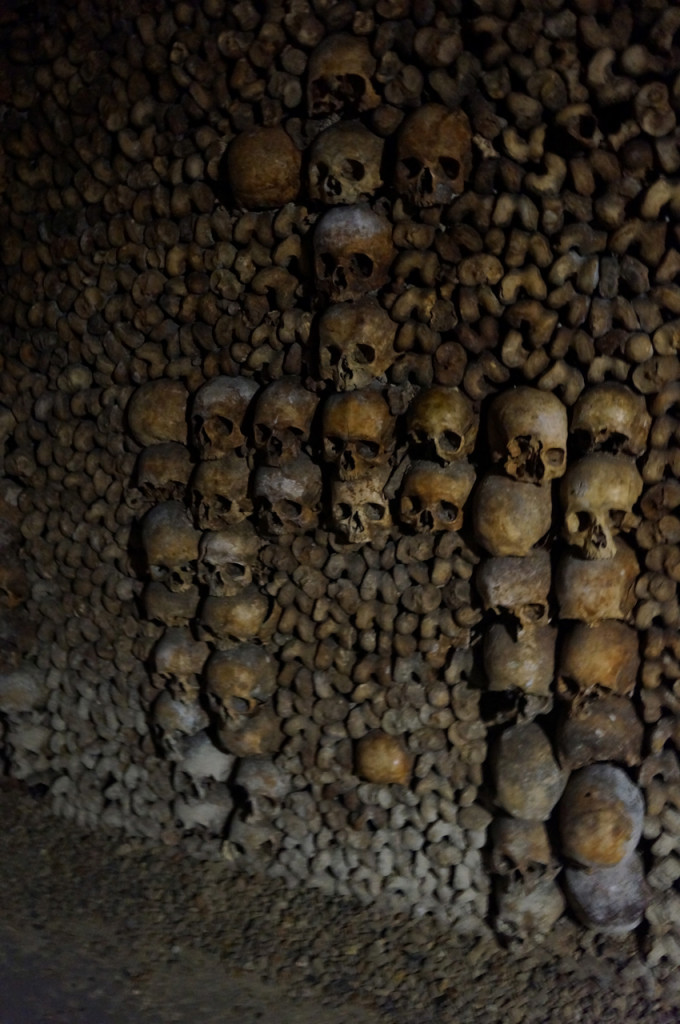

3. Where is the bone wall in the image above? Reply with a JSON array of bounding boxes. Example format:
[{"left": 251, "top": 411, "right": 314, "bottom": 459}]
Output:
[{"left": 1, "top": 0, "right": 679, "bottom": 965}]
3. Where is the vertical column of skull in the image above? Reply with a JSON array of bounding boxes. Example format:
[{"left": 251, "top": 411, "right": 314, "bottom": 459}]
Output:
[
  {"left": 472, "top": 387, "right": 568, "bottom": 943},
  {"left": 553, "top": 383, "right": 649, "bottom": 934}
]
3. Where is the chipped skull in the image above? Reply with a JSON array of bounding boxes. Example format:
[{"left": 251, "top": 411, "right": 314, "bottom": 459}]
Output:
[
  {"left": 407, "top": 386, "right": 478, "bottom": 464},
  {"left": 308, "top": 121, "right": 384, "bottom": 206},
  {"left": 134, "top": 442, "right": 193, "bottom": 503},
  {"left": 251, "top": 376, "right": 319, "bottom": 467},
  {"left": 306, "top": 33, "right": 380, "bottom": 117},
  {"left": 252, "top": 454, "right": 322, "bottom": 536},
  {"left": 488, "top": 387, "right": 568, "bottom": 484},
  {"left": 399, "top": 460, "right": 475, "bottom": 533},
  {"left": 395, "top": 104, "right": 472, "bottom": 207},
  {"left": 190, "top": 376, "right": 259, "bottom": 461},
  {"left": 322, "top": 389, "right": 394, "bottom": 481},
  {"left": 313, "top": 206, "right": 395, "bottom": 303},
  {"left": 189, "top": 455, "right": 252, "bottom": 531},
  {"left": 198, "top": 522, "right": 260, "bottom": 598},
  {"left": 561, "top": 454, "right": 643, "bottom": 559},
  {"left": 318, "top": 297, "right": 397, "bottom": 390},
  {"left": 141, "top": 501, "right": 200, "bottom": 593}
]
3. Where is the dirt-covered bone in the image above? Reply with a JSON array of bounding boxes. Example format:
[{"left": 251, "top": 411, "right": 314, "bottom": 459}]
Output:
[
  {"left": 313, "top": 206, "right": 395, "bottom": 302},
  {"left": 198, "top": 522, "right": 261, "bottom": 598},
  {"left": 151, "top": 627, "right": 210, "bottom": 700},
  {"left": 492, "top": 722, "right": 566, "bottom": 821},
  {"left": 318, "top": 297, "right": 397, "bottom": 390},
  {"left": 134, "top": 443, "right": 193, "bottom": 504},
  {"left": 322, "top": 389, "right": 395, "bottom": 481},
  {"left": 398, "top": 460, "right": 475, "bottom": 534},
  {"left": 483, "top": 623, "right": 556, "bottom": 698},
  {"left": 141, "top": 501, "right": 201, "bottom": 593},
  {"left": 555, "top": 540, "right": 639, "bottom": 623},
  {"left": 252, "top": 455, "right": 322, "bottom": 536},
  {"left": 406, "top": 386, "right": 478, "bottom": 464},
  {"left": 331, "top": 466, "right": 393, "bottom": 545},
  {"left": 251, "top": 377, "right": 319, "bottom": 467},
  {"left": 560, "top": 453, "right": 642, "bottom": 559},
  {"left": 395, "top": 103, "right": 472, "bottom": 207},
  {"left": 354, "top": 730, "right": 413, "bottom": 785},
  {"left": 189, "top": 376, "right": 259, "bottom": 462},
  {"left": 126, "top": 380, "right": 189, "bottom": 447},
  {"left": 224, "top": 125, "right": 301, "bottom": 210},
  {"left": 471, "top": 473, "right": 553, "bottom": 557},
  {"left": 308, "top": 121, "right": 384, "bottom": 206},
  {"left": 556, "top": 694, "right": 643, "bottom": 771},
  {"left": 557, "top": 620, "right": 640, "bottom": 702},
  {"left": 306, "top": 33, "right": 380, "bottom": 117},
  {"left": 475, "top": 551, "right": 551, "bottom": 630},
  {"left": 570, "top": 381, "right": 651, "bottom": 456},
  {"left": 558, "top": 763, "right": 644, "bottom": 869},
  {"left": 563, "top": 853, "right": 647, "bottom": 935},
  {"left": 190, "top": 455, "right": 252, "bottom": 531},
  {"left": 488, "top": 387, "right": 568, "bottom": 484},
  {"left": 494, "top": 876, "right": 566, "bottom": 945}
]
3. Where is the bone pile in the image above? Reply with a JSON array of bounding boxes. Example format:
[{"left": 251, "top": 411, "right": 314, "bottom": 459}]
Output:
[{"left": 0, "top": 0, "right": 679, "bottom": 961}]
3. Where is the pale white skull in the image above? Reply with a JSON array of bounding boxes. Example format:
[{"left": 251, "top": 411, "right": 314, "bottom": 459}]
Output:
[
  {"left": 560, "top": 454, "right": 642, "bottom": 559},
  {"left": 203, "top": 644, "right": 281, "bottom": 757},
  {"left": 151, "top": 689, "right": 210, "bottom": 761},
  {"left": 152, "top": 627, "right": 210, "bottom": 699},
  {"left": 174, "top": 731, "right": 235, "bottom": 800},
  {"left": 313, "top": 205, "right": 395, "bottom": 302},
  {"left": 557, "top": 621, "right": 640, "bottom": 703},
  {"left": 190, "top": 376, "right": 258, "bottom": 460},
  {"left": 189, "top": 455, "right": 252, "bottom": 531},
  {"left": 570, "top": 382, "right": 651, "bottom": 457},
  {"left": 399, "top": 460, "right": 475, "bottom": 533},
  {"left": 307, "top": 33, "right": 380, "bottom": 117},
  {"left": 555, "top": 540, "right": 639, "bottom": 623},
  {"left": 141, "top": 501, "right": 200, "bottom": 593},
  {"left": 251, "top": 376, "right": 319, "bottom": 466},
  {"left": 252, "top": 455, "right": 322, "bottom": 536},
  {"left": 318, "top": 297, "right": 397, "bottom": 390},
  {"left": 197, "top": 585, "right": 274, "bottom": 649},
  {"left": 488, "top": 387, "right": 568, "bottom": 484},
  {"left": 471, "top": 473, "right": 553, "bottom": 557},
  {"left": 395, "top": 104, "right": 472, "bottom": 207},
  {"left": 475, "top": 551, "right": 552, "bottom": 629},
  {"left": 233, "top": 756, "right": 290, "bottom": 822},
  {"left": 308, "top": 121, "right": 384, "bottom": 206},
  {"left": 126, "top": 379, "right": 189, "bottom": 447},
  {"left": 407, "top": 386, "right": 478, "bottom": 463},
  {"left": 331, "top": 468, "right": 392, "bottom": 545},
  {"left": 135, "top": 442, "right": 193, "bottom": 503},
  {"left": 322, "top": 389, "right": 394, "bottom": 481},
  {"left": 198, "top": 522, "right": 260, "bottom": 598}
]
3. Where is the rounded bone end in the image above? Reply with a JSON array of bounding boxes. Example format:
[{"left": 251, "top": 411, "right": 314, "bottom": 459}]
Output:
[
  {"left": 355, "top": 731, "right": 413, "bottom": 785},
  {"left": 564, "top": 853, "right": 647, "bottom": 935}
]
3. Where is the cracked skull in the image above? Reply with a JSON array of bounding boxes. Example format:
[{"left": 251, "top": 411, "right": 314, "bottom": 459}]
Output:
[
  {"left": 307, "top": 33, "right": 380, "bottom": 117},
  {"left": 331, "top": 468, "right": 392, "bottom": 545},
  {"left": 190, "top": 376, "right": 258, "bottom": 461},
  {"left": 570, "top": 382, "right": 651, "bottom": 457},
  {"left": 190, "top": 454, "right": 252, "bottom": 531},
  {"left": 251, "top": 376, "right": 319, "bottom": 467},
  {"left": 488, "top": 387, "right": 568, "bottom": 484},
  {"left": 313, "top": 205, "right": 394, "bottom": 302},
  {"left": 322, "top": 389, "right": 394, "bottom": 481},
  {"left": 407, "top": 386, "right": 478, "bottom": 463},
  {"left": 561, "top": 454, "right": 642, "bottom": 559},
  {"left": 198, "top": 522, "right": 260, "bottom": 598},
  {"left": 252, "top": 455, "right": 322, "bottom": 536},
  {"left": 395, "top": 103, "right": 472, "bottom": 207},
  {"left": 141, "top": 501, "right": 200, "bottom": 593},
  {"left": 318, "top": 297, "right": 397, "bottom": 390},
  {"left": 399, "top": 460, "right": 475, "bottom": 533},
  {"left": 308, "top": 121, "right": 384, "bottom": 206}
]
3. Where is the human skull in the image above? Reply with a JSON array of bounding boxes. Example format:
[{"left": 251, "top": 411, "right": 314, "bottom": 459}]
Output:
[
  {"left": 134, "top": 442, "right": 193, "bottom": 503},
  {"left": 174, "top": 731, "right": 235, "bottom": 799},
  {"left": 488, "top": 387, "right": 568, "bottom": 484},
  {"left": 151, "top": 689, "right": 210, "bottom": 761},
  {"left": 251, "top": 377, "right": 319, "bottom": 467},
  {"left": 558, "top": 763, "right": 644, "bottom": 869},
  {"left": 190, "top": 376, "right": 259, "bottom": 461},
  {"left": 322, "top": 389, "right": 395, "bottom": 481},
  {"left": 233, "top": 756, "right": 291, "bottom": 821},
  {"left": 557, "top": 621, "right": 639, "bottom": 702},
  {"left": 142, "top": 581, "right": 200, "bottom": 627},
  {"left": 492, "top": 722, "right": 567, "bottom": 821},
  {"left": 331, "top": 468, "right": 393, "bottom": 545},
  {"left": 399, "top": 460, "right": 475, "bottom": 533},
  {"left": 560, "top": 454, "right": 642, "bottom": 559},
  {"left": 197, "top": 585, "right": 275, "bottom": 648},
  {"left": 395, "top": 104, "right": 472, "bottom": 207},
  {"left": 126, "top": 380, "right": 189, "bottom": 447},
  {"left": 475, "top": 551, "right": 551, "bottom": 629},
  {"left": 198, "top": 522, "right": 260, "bottom": 598},
  {"left": 203, "top": 644, "right": 281, "bottom": 756},
  {"left": 494, "top": 876, "right": 566, "bottom": 944},
  {"left": 354, "top": 730, "right": 413, "bottom": 785},
  {"left": 483, "top": 623, "right": 556, "bottom": 698},
  {"left": 563, "top": 853, "right": 647, "bottom": 935},
  {"left": 224, "top": 125, "right": 301, "bottom": 210},
  {"left": 152, "top": 627, "right": 210, "bottom": 699},
  {"left": 252, "top": 455, "right": 322, "bottom": 536},
  {"left": 471, "top": 473, "right": 553, "bottom": 557},
  {"left": 489, "top": 818, "right": 558, "bottom": 887},
  {"left": 308, "top": 121, "right": 384, "bottom": 206},
  {"left": 307, "top": 33, "right": 380, "bottom": 117},
  {"left": 407, "top": 386, "right": 478, "bottom": 465},
  {"left": 318, "top": 297, "right": 397, "bottom": 390},
  {"left": 555, "top": 540, "right": 639, "bottom": 623},
  {"left": 313, "top": 205, "right": 395, "bottom": 302},
  {"left": 570, "top": 382, "right": 651, "bottom": 457},
  {"left": 189, "top": 455, "right": 252, "bottom": 531},
  {"left": 556, "top": 694, "right": 643, "bottom": 772},
  {"left": 141, "top": 501, "right": 200, "bottom": 593}
]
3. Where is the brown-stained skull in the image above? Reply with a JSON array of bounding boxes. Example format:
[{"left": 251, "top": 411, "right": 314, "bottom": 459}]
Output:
[
  {"left": 189, "top": 455, "right": 252, "bottom": 531},
  {"left": 489, "top": 817, "right": 559, "bottom": 887},
  {"left": 308, "top": 121, "right": 384, "bottom": 206},
  {"left": 555, "top": 539, "right": 639, "bottom": 623},
  {"left": 570, "top": 382, "right": 651, "bottom": 457},
  {"left": 399, "top": 460, "right": 475, "bottom": 534},
  {"left": 322, "top": 389, "right": 395, "bottom": 481},
  {"left": 151, "top": 627, "right": 210, "bottom": 700},
  {"left": 556, "top": 694, "right": 643, "bottom": 772},
  {"left": 395, "top": 104, "right": 472, "bottom": 207},
  {"left": 306, "top": 33, "right": 380, "bottom": 117},
  {"left": 189, "top": 376, "right": 259, "bottom": 461},
  {"left": 141, "top": 500, "right": 201, "bottom": 593},
  {"left": 560, "top": 454, "right": 642, "bottom": 560},
  {"left": 251, "top": 377, "right": 319, "bottom": 467},
  {"left": 197, "top": 585, "right": 276, "bottom": 649},
  {"left": 492, "top": 721, "right": 567, "bottom": 821},
  {"left": 407, "top": 386, "right": 478, "bottom": 464},
  {"left": 142, "top": 581, "right": 200, "bottom": 628},
  {"left": 331, "top": 466, "right": 392, "bottom": 545},
  {"left": 198, "top": 522, "right": 261, "bottom": 598},
  {"left": 126, "top": 380, "right": 189, "bottom": 447},
  {"left": 313, "top": 205, "right": 395, "bottom": 302},
  {"left": 252, "top": 454, "right": 322, "bottom": 537},
  {"left": 475, "top": 551, "right": 552, "bottom": 630},
  {"left": 488, "top": 387, "right": 568, "bottom": 484},
  {"left": 224, "top": 125, "right": 301, "bottom": 210},
  {"left": 483, "top": 623, "right": 556, "bottom": 699},
  {"left": 135, "top": 442, "right": 193, "bottom": 503},
  {"left": 557, "top": 620, "right": 640, "bottom": 703},
  {"left": 203, "top": 644, "right": 281, "bottom": 757},
  {"left": 471, "top": 472, "right": 553, "bottom": 557},
  {"left": 318, "top": 297, "right": 397, "bottom": 390},
  {"left": 558, "top": 763, "right": 644, "bottom": 869}
]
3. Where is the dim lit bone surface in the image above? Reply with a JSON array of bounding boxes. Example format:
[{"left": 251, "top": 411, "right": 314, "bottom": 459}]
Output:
[
  {"left": 251, "top": 377, "right": 319, "bottom": 467},
  {"left": 471, "top": 473, "right": 553, "bottom": 557},
  {"left": 151, "top": 689, "right": 210, "bottom": 761},
  {"left": 483, "top": 623, "right": 556, "bottom": 698},
  {"left": 134, "top": 442, "right": 193, "bottom": 504},
  {"left": 406, "top": 386, "right": 478, "bottom": 464},
  {"left": 556, "top": 694, "right": 643, "bottom": 772},
  {"left": 494, "top": 876, "right": 566, "bottom": 944},
  {"left": 174, "top": 731, "right": 236, "bottom": 799},
  {"left": 252, "top": 455, "right": 322, "bottom": 537},
  {"left": 142, "top": 581, "right": 200, "bottom": 628},
  {"left": 555, "top": 540, "right": 639, "bottom": 623},
  {"left": 395, "top": 104, "right": 472, "bottom": 207},
  {"left": 331, "top": 466, "right": 393, "bottom": 545},
  {"left": 0, "top": 665, "right": 46, "bottom": 715},
  {"left": 197, "top": 585, "right": 275, "bottom": 648},
  {"left": 490, "top": 817, "right": 558, "bottom": 888},
  {"left": 308, "top": 121, "right": 384, "bottom": 206},
  {"left": 126, "top": 380, "right": 189, "bottom": 447},
  {"left": 152, "top": 627, "right": 210, "bottom": 698},
  {"left": 141, "top": 501, "right": 200, "bottom": 593},
  {"left": 198, "top": 523, "right": 260, "bottom": 598},
  {"left": 322, "top": 389, "right": 395, "bottom": 481},
  {"left": 234, "top": 756, "right": 291, "bottom": 819},
  {"left": 190, "top": 455, "right": 252, "bottom": 531},
  {"left": 475, "top": 551, "right": 551, "bottom": 629},
  {"left": 203, "top": 645, "right": 281, "bottom": 757},
  {"left": 224, "top": 126, "right": 301, "bottom": 210},
  {"left": 399, "top": 460, "right": 475, "bottom": 534},
  {"left": 313, "top": 205, "right": 395, "bottom": 303},
  {"left": 354, "top": 730, "right": 413, "bottom": 785},
  {"left": 492, "top": 722, "right": 566, "bottom": 821},
  {"left": 317, "top": 297, "right": 397, "bottom": 390},
  {"left": 560, "top": 453, "right": 642, "bottom": 560},
  {"left": 487, "top": 387, "right": 568, "bottom": 484},
  {"left": 557, "top": 620, "right": 640, "bottom": 702},
  {"left": 306, "top": 33, "right": 379, "bottom": 117},
  {"left": 564, "top": 853, "right": 647, "bottom": 935},
  {"left": 174, "top": 791, "right": 233, "bottom": 835},
  {"left": 189, "top": 376, "right": 259, "bottom": 461},
  {"left": 558, "top": 764, "right": 644, "bottom": 869},
  {"left": 570, "top": 381, "right": 651, "bottom": 456}
]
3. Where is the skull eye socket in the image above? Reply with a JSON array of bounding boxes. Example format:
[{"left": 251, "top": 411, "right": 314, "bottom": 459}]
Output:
[
  {"left": 400, "top": 157, "right": 423, "bottom": 180},
  {"left": 279, "top": 500, "right": 303, "bottom": 520},
  {"left": 350, "top": 253, "right": 374, "bottom": 278},
  {"left": 344, "top": 159, "right": 366, "bottom": 182},
  {"left": 523, "top": 603, "right": 546, "bottom": 623},
  {"left": 221, "top": 561, "right": 246, "bottom": 579},
  {"left": 575, "top": 511, "right": 592, "bottom": 533},
  {"left": 439, "top": 156, "right": 460, "bottom": 181},
  {"left": 609, "top": 509, "right": 626, "bottom": 529},
  {"left": 336, "top": 502, "right": 352, "bottom": 522},
  {"left": 343, "top": 73, "right": 367, "bottom": 103},
  {"left": 439, "top": 430, "right": 463, "bottom": 456},
  {"left": 229, "top": 695, "right": 254, "bottom": 716},
  {"left": 355, "top": 343, "right": 376, "bottom": 365},
  {"left": 365, "top": 502, "right": 385, "bottom": 521},
  {"left": 439, "top": 501, "right": 459, "bottom": 523},
  {"left": 254, "top": 423, "right": 271, "bottom": 446},
  {"left": 357, "top": 440, "right": 380, "bottom": 460},
  {"left": 544, "top": 447, "right": 565, "bottom": 467}
]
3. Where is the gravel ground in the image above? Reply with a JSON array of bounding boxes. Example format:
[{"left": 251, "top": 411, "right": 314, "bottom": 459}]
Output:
[{"left": 0, "top": 779, "right": 676, "bottom": 1024}]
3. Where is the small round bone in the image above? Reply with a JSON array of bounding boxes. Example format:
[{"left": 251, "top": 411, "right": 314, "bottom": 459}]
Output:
[{"left": 355, "top": 730, "right": 413, "bottom": 785}]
